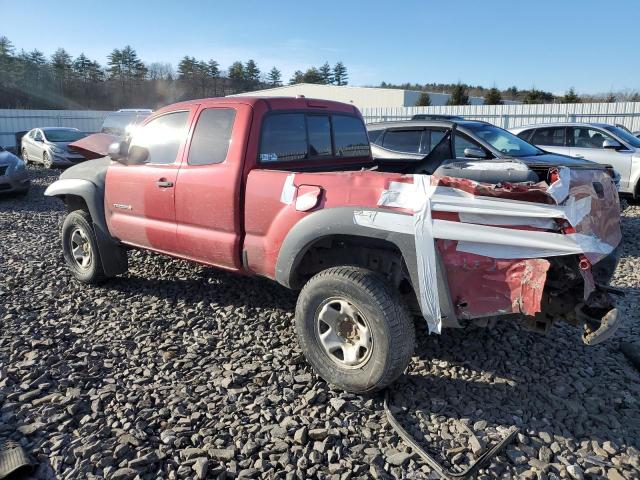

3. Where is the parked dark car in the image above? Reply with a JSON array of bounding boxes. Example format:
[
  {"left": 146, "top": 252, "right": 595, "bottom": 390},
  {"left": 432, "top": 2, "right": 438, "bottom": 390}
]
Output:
[
  {"left": 410, "top": 114, "right": 464, "bottom": 121},
  {"left": 367, "top": 120, "right": 619, "bottom": 186},
  {"left": 0, "top": 145, "right": 30, "bottom": 194}
]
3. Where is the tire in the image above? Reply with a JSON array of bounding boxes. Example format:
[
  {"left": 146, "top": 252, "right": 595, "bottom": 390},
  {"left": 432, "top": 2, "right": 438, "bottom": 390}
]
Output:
[
  {"left": 61, "top": 210, "right": 106, "bottom": 284},
  {"left": 22, "top": 148, "right": 29, "bottom": 164},
  {"left": 43, "top": 151, "right": 53, "bottom": 169},
  {"left": 295, "top": 266, "right": 415, "bottom": 394}
]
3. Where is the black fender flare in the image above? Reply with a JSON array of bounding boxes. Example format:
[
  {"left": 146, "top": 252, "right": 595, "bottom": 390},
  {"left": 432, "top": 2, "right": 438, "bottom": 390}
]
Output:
[
  {"left": 274, "top": 207, "right": 458, "bottom": 327},
  {"left": 44, "top": 179, "right": 127, "bottom": 277}
]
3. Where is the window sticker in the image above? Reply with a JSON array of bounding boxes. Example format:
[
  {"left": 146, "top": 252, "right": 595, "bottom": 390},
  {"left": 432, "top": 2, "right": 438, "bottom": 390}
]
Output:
[{"left": 260, "top": 153, "right": 278, "bottom": 162}]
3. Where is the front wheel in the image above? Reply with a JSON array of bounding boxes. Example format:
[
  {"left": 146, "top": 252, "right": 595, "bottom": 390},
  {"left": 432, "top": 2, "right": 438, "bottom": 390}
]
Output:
[
  {"left": 22, "top": 148, "right": 29, "bottom": 164},
  {"left": 295, "top": 266, "right": 415, "bottom": 394},
  {"left": 43, "top": 152, "right": 53, "bottom": 169},
  {"left": 61, "top": 210, "right": 106, "bottom": 284}
]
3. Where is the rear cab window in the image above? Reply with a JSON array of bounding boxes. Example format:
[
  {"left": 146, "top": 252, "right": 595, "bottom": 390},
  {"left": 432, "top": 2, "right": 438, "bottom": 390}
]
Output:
[
  {"left": 258, "top": 112, "right": 370, "bottom": 164},
  {"left": 188, "top": 108, "right": 236, "bottom": 165}
]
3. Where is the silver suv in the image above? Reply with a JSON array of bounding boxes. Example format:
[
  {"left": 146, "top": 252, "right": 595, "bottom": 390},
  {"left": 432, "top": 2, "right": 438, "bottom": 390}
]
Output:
[{"left": 510, "top": 123, "right": 640, "bottom": 197}]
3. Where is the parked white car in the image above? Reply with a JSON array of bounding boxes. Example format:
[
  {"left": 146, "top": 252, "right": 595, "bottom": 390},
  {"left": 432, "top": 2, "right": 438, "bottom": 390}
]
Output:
[{"left": 511, "top": 123, "right": 640, "bottom": 197}]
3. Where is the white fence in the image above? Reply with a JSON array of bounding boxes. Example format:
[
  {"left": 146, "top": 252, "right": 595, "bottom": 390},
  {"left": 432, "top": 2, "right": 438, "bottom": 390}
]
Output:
[
  {"left": 0, "top": 109, "right": 110, "bottom": 148},
  {"left": 361, "top": 102, "right": 640, "bottom": 132},
  {"left": 2, "top": 103, "right": 640, "bottom": 148}
]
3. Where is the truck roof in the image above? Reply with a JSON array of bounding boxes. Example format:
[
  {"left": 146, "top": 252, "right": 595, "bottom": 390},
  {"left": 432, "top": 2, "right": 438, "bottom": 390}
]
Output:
[{"left": 154, "top": 96, "right": 361, "bottom": 115}]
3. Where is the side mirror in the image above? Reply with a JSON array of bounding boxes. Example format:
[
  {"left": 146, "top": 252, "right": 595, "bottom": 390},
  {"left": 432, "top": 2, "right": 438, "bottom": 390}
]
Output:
[
  {"left": 602, "top": 139, "right": 622, "bottom": 150},
  {"left": 463, "top": 147, "right": 487, "bottom": 159},
  {"left": 108, "top": 141, "right": 128, "bottom": 162},
  {"left": 128, "top": 145, "right": 149, "bottom": 164}
]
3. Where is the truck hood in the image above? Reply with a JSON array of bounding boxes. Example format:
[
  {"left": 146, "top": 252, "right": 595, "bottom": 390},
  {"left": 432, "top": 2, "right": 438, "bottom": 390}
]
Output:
[
  {"left": 68, "top": 133, "right": 120, "bottom": 160},
  {"left": 515, "top": 152, "right": 603, "bottom": 169}
]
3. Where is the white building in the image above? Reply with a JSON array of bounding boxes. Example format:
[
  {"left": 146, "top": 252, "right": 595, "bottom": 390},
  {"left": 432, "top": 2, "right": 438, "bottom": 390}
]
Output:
[{"left": 231, "top": 83, "right": 519, "bottom": 110}]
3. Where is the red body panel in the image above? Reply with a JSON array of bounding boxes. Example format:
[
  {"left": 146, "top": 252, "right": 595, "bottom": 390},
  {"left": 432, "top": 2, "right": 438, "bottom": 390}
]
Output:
[
  {"left": 173, "top": 103, "right": 252, "bottom": 270},
  {"left": 243, "top": 169, "right": 399, "bottom": 277},
  {"left": 104, "top": 106, "right": 198, "bottom": 254}
]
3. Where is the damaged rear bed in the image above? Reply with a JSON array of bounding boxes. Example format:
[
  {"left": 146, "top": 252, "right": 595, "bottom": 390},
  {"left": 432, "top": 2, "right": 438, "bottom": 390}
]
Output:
[{"left": 353, "top": 163, "right": 622, "bottom": 344}]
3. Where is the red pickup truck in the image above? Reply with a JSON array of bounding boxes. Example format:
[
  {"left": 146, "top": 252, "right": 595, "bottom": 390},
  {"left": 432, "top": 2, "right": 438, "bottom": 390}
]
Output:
[{"left": 45, "top": 97, "right": 623, "bottom": 393}]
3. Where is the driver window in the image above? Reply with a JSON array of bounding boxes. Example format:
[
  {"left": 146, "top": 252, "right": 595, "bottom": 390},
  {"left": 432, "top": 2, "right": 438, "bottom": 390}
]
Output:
[
  {"left": 572, "top": 127, "right": 615, "bottom": 149},
  {"left": 454, "top": 133, "right": 482, "bottom": 158},
  {"left": 129, "top": 111, "right": 189, "bottom": 165},
  {"left": 34, "top": 130, "right": 43, "bottom": 141}
]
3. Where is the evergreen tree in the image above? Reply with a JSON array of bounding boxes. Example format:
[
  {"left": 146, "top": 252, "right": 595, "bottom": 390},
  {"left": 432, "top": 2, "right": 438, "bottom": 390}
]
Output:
[
  {"left": 228, "top": 61, "right": 245, "bottom": 80},
  {"left": 484, "top": 87, "right": 502, "bottom": 105},
  {"left": 245, "top": 60, "right": 260, "bottom": 83},
  {"left": 267, "top": 67, "right": 282, "bottom": 87},
  {"left": 561, "top": 88, "right": 580, "bottom": 103},
  {"left": 76, "top": 54, "right": 102, "bottom": 83},
  {"left": 523, "top": 88, "right": 546, "bottom": 104},
  {"left": 289, "top": 70, "right": 304, "bottom": 85},
  {"left": 332, "top": 61, "right": 348, "bottom": 86},
  {"left": 0, "top": 36, "right": 14, "bottom": 57},
  {"left": 415, "top": 92, "right": 431, "bottom": 106},
  {"left": 302, "top": 68, "right": 323, "bottom": 84},
  {"left": 319, "top": 62, "right": 333, "bottom": 85},
  {"left": 447, "top": 83, "right": 469, "bottom": 105},
  {"left": 177, "top": 56, "right": 196, "bottom": 80},
  {"left": 207, "top": 60, "right": 220, "bottom": 78}
]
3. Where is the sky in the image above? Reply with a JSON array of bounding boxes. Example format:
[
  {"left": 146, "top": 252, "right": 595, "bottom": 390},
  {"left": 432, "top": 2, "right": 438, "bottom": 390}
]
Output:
[{"left": 2, "top": 0, "right": 639, "bottom": 95}]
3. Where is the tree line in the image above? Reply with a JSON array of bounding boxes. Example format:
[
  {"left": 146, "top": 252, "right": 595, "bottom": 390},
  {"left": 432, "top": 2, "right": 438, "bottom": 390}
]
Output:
[
  {"left": 0, "top": 36, "right": 349, "bottom": 110},
  {"left": 384, "top": 81, "right": 640, "bottom": 106}
]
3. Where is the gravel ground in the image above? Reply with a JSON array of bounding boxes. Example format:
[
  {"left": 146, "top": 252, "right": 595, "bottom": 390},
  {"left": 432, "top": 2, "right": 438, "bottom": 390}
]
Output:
[{"left": 0, "top": 167, "right": 639, "bottom": 480}]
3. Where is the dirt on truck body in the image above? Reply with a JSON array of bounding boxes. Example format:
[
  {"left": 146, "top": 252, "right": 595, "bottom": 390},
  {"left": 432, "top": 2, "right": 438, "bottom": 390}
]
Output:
[{"left": 45, "top": 96, "right": 623, "bottom": 394}]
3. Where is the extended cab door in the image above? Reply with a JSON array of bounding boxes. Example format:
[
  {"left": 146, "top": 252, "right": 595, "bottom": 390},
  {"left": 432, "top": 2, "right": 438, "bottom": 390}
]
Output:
[
  {"left": 104, "top": 109, "right": 193, "bottom": 253},
  {"left": 174, "top": 103, "right": 251, "bottom": 270}
]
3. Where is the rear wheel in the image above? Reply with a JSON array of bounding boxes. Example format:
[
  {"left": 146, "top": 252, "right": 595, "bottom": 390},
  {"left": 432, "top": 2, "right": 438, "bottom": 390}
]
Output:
[
  {"left": 61, "top": 210, "right": 106, "bottom": 284},
  {"left": 22, "top": 148, "right": 29, "bottom": 164},
  {"left": 295, "top": 266, "right": 415, "bottom": 394}
]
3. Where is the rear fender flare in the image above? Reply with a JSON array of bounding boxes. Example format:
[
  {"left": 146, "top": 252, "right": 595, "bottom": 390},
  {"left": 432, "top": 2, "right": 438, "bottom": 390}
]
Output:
[{"left": 275, "top": 206, "right": 458, "bottom": 327}]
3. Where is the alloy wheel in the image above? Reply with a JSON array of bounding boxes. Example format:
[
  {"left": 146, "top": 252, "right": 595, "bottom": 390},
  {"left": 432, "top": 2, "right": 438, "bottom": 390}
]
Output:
[
  {"left": 69, "top": 228, "right": 92, "bottom": 269},
  {"left": 315, "top": 297, "right": 373, "bottom": 369}
]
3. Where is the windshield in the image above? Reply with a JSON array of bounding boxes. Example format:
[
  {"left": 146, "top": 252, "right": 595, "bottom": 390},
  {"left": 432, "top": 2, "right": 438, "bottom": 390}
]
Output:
[
  {"left": 43, "top": 129, "right": 86, "bottom": 142},
  {"left": 101, "top": 112, "right": 150, "bottom": 137},
  {"left": 603, "top": 125, "right": 640, "bottom": 148},
  {"left": 465, "top": 123, "right": 543, "bottom": 157}
]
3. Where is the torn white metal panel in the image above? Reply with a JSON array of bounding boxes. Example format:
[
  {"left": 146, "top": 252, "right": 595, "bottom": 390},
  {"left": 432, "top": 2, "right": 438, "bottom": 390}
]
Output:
[
  {"left": 457, "top": 213, "right": 557, "bottom": 229},
  {"left": 546, "top": 166, "right": 570, "bottom": 203},
  {"left": 280, "top": 173, "right": 296, "bottom": 205},
  {"left": 412, "top": 176, "right": 442, "bottom": 333},
  {"left": 379, "top": 181, "right": 591, "bottom": 228},
  {"left": 463, "top": 161, "right": 530, "bottom": 171}
]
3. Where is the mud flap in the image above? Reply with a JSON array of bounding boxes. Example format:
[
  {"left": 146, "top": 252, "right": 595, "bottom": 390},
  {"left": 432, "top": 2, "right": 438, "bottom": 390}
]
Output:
[{"left": 0, "top": 441, "right": 32, "bottom": 479}]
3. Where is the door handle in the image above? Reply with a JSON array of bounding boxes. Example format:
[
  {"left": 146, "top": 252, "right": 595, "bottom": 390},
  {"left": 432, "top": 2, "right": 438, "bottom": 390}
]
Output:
[
  {"left": 156, "top": 179, "right": 174, "bottom": 188},
  {"left": 574, "top": 154, "right": 584, "bottom": 158}
]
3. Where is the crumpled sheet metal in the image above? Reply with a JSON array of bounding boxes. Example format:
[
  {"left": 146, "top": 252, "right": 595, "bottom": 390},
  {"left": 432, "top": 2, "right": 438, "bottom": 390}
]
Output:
[
  {"left": 68, "top": 132, "right": 119, "bottom": 159},
  {"left": 355, "top": 169, "right": 621, "bottom": 333}
]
